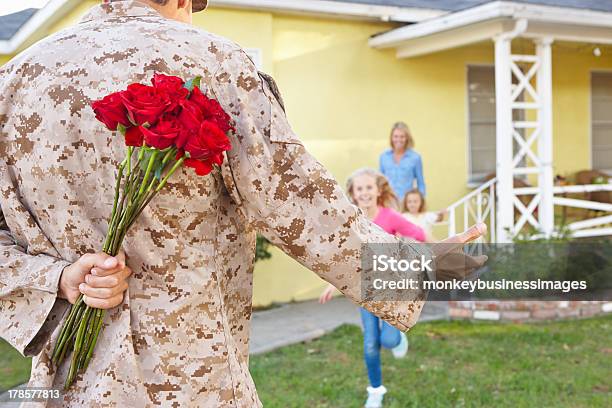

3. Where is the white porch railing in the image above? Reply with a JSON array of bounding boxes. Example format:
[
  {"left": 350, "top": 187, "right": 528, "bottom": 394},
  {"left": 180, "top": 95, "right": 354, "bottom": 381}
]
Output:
[
  {"left": 447, "top": 179, "right": 612, "bottom": 242},
  {"left": 516, "top": 183, "right": 612, "bottom": 239},
  {"left": 447, "top": 177, "right": 496, "bottom": 243}
]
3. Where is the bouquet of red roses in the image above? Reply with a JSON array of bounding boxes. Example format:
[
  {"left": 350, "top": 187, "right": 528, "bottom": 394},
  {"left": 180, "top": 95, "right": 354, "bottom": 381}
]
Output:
[{"left": 51, "top": 74, "right": 233, "bottom": 388}]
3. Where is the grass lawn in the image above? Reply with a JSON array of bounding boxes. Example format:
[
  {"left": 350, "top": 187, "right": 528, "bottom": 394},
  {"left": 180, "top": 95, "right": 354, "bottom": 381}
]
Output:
[
  {"left": 250, "top": 315, "right": 611, "bottom": 407},
  {"left": 0, "top": 340, "right": 31, "bottom": 392},
  {"left": 2, "top": 315, "right": 610, "bottom": 406}
]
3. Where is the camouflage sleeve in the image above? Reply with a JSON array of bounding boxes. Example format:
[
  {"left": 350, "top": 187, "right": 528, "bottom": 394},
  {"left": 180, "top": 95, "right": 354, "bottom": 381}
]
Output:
[
  {"left": 212, "top": 47, "right": 428, "bottom": 331},
  {"left": 0, "top": 168, "right": 71, "bottom": 357}
]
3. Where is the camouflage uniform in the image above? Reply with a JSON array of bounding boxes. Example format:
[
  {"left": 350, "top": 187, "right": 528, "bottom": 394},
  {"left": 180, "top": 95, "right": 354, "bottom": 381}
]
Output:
[{"left": 0, "top": 1, "right": 428, "bottom": 406}]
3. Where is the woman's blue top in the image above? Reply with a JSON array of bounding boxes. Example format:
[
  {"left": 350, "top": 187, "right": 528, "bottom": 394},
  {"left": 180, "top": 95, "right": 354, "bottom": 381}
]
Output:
[{"left": 379, "top": 148, "right": 426, "bottom": 201}]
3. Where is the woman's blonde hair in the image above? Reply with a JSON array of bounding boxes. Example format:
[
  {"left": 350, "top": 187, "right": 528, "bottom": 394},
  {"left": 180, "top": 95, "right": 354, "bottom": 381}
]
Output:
[
  {"left": 389, "top": 121, "right": 414, "bottom": 150},
  {"left": 402, "top": 189, "right": 426, "bottom": 213},
  {"left": 346, "top": 168, "right": 399, "bottom": 210}
]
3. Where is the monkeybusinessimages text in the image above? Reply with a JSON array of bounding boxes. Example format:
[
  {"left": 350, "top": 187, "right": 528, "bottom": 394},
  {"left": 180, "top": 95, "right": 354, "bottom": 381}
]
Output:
[{"left": 370, "top": 254, "right": 587, "bottom": 293}]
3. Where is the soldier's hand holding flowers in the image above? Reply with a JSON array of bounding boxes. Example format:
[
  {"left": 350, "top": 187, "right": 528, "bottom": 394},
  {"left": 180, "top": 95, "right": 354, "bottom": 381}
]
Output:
[{"left": 58, "top": 249, "right": 132, "bottom": 309}]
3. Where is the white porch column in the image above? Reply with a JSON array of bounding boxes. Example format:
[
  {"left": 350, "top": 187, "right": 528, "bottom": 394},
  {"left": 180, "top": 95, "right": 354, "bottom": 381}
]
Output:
[
  {"left": 536, "top": 37, "right": 555, "bottom": 237},
  {"left": 494, "top": 36, "right": 514, "bottom": 243}
]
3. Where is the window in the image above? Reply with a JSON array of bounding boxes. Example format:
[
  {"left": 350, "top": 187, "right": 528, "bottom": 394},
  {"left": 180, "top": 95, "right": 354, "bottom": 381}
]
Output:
[
  {"left": 592, "top": 72, "right": 612, "bottom": 171},
  {"left": 467, "top": 65, "right": 524, "bottom": 184},
  {"left": 467, "top": 66, "right": 496, "bottom": 183}
]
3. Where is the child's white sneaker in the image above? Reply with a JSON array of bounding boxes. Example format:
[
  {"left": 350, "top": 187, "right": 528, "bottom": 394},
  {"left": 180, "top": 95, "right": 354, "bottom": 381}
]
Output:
[
  {"left": 391, "top": 332, "right": 409, "bottom": 359},
  {"left": 365, "top": 385, "right": 387, "bottom": 408}
]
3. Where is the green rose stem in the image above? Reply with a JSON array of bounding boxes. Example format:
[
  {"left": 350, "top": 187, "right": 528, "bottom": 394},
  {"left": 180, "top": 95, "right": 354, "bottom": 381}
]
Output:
[
  {"left": 127, "top": 151, "right": 184, "bottom": 228},
  {"left": 83, "top": 309, "right": 105, "bottom": 370},
  {"left": 79, "top": 306, "right": 99, "bottom": 365},
  {"left": 108, "top": 151, "right": 146, "bottom": 254},
  {"left": 53, "top": 295, "right": 84, "bottom": 364},
  {"left": 109, "top": 149, "right": 158, "bottom": 253},
  {"left": 53, "top": 144, "right": 188, "bottom": 389},
  {"left": 52, "top": 296, "right": 83, "bottom": 363},
  {"left": 102, "top": 158, "right": 127, "bottom": 252},
  {"left": 66, "top": 306, "right": 92, "bottom": 387}
]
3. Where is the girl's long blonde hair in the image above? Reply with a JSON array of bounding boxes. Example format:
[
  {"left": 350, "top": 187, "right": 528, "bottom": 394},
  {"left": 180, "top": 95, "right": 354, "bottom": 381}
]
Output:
[{"left": 346, "top": 168, "right": 400, "bottom": 210}]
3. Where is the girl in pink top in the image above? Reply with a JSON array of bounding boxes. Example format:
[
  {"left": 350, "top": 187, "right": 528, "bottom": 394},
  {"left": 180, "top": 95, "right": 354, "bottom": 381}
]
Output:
[
  {"left": 319, "top": 168, "right": 425, "bottom": 408},
  {"left": 373, "top": 206, "right": 425, "bottom": 242}
]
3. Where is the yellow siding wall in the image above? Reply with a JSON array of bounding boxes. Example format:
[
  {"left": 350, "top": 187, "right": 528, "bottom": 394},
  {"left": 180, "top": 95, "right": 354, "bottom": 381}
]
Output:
[
  {"left": 3, "top": 3, "right": 612, "bottom": 305},
  {"left": 195, "top": 8, "right": 275, "bottom": 74}
]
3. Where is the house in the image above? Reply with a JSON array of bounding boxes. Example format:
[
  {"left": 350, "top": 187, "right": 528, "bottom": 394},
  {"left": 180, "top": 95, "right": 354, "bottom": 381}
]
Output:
[{"left": 1, "top": 0, "right": 611, "bottom": 305}]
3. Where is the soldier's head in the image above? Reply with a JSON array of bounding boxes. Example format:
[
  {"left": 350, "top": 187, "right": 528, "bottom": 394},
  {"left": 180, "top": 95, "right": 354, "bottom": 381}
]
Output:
[{"left": 106, "top": 1, "right": 207, "bottom": 24}]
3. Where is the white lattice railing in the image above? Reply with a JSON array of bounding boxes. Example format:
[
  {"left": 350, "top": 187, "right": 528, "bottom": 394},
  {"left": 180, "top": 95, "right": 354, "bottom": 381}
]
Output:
[
  {"left": 515, "top": 183, "right": 612, "bottom": 239},
  {"left": 447, "top": 177, "right": 497, "bottom": 243},
  {"left": 447, "top": 179, "right": 612, "bottom": 242}
]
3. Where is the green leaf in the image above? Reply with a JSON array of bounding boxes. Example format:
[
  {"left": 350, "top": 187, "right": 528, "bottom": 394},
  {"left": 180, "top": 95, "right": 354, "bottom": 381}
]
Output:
[
  {"left": 184, "top": 76, "right": 202, "bottom": 92},
  {"left": 154, "top": 166, "right": 162, "bottom": 180},
  {"left": 192, "top": 76, "right": 202, "bottom": 90},
  {"left": 117, "top": 123, "right": 127, "bottom": 136}
]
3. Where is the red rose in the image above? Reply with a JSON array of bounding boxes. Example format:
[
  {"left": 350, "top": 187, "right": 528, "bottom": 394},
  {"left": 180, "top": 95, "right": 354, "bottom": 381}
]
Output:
[
  {"left": 189, "top": 87, "right": 233, "bottom": 133},
  {"left": 120, "top": 83, "right": 172, "bottom": 126},
  {"left": 140, "top": 115, "right": 183, "bottom": 150},
  {"left": 152, "top": 73, "right": 189, "bottom": 107},
  {"left": 184, "top": 121, "right": 231, "bottom": 160},
  {"left": 91, "top": 92, "right": 130, "bottom": 131},
  {"left": 124, "top": 126, "right": 144, "bottom": 147},
  {"left": 184, "top": 158, "right": 213, "bottom": 176},
  {"left": 176, "top": 99, "right": 204, "bottom": 148},
  {"left": 187, "top": 152, "right": 224, "bottom": 176}
]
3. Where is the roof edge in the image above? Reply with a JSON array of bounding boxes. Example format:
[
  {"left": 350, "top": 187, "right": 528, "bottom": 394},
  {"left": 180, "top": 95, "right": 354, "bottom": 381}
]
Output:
[
  {"left": 211, "top": 0, "right": 445, "bottom": 23},
  {"left": 370, "top": 1, "right": 612, "bottom": 49},
  {"left": 0, "top": 0, "right": 79, "bottom": 55}
]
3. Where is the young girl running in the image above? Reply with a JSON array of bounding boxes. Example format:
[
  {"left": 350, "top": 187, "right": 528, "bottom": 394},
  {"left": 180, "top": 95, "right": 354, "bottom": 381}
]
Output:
[
  {"left": 319, "top": 168, "right": 426, "bottom": 408},
  {"left": 402, "top": 188, "right": 447, "bottom": 243}
]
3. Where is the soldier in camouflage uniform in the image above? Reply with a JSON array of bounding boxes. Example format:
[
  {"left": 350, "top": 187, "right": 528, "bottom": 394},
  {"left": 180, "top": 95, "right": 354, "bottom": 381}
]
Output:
[{"left": 0, "top": 1, "right": 485, "bottom": 406}]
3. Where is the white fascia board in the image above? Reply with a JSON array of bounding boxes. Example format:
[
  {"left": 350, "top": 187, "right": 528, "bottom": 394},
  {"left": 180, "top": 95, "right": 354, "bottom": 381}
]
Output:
[
  {"left": 511, "top": 2, "right": 612, "bottom": 28},
  {"left": 370, "top": 1, "right": 612, "bottom": 49},
  {"left": 212, "top": 0, "right": 444, "bottom": 23},
  {"left": 396, "top": 19, "right": 515, "bottom": 59},
  {"left": 370, "top": 1, "right": 510, "bottom": 48},
  {"left": 523, "top": 22, "right": 612, "bottom": 45},
  {"left": 0, "top": 0, "right": 77, "bottom": 55}
]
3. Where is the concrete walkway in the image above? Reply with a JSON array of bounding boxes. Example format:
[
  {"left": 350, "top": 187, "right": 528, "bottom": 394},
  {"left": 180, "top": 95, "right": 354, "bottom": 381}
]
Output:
[{"left": 250, "top": 298, "right": 449, "bottom": 354}]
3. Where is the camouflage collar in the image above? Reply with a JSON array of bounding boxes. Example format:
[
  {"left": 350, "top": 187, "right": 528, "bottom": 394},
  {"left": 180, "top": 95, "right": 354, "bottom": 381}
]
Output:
[{"left": 79, "top": 1, "right": 162, "bottom": 24}]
